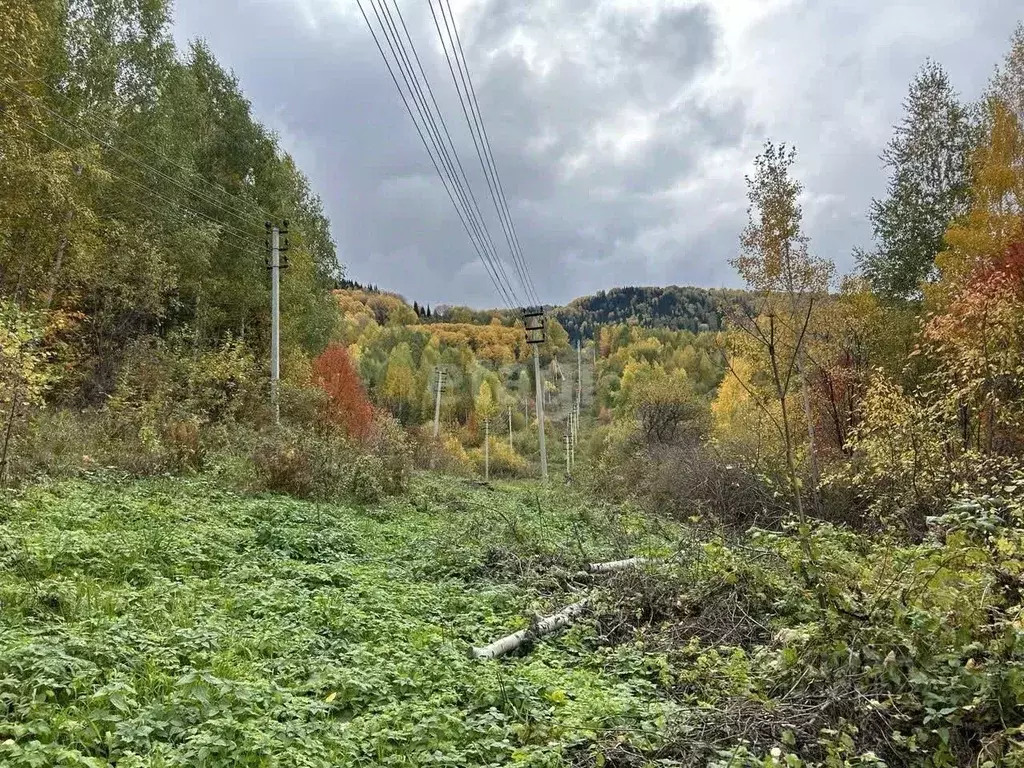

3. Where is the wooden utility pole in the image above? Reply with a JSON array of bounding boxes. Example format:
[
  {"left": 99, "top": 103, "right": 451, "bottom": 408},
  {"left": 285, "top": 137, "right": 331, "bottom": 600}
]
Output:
[
  {"left": 570, "top": 424, "right": 575, "bottom": 471},
  {"left": 484, "top": 419, "right": 490, "bottom": 482},
  {"left": 508, "top": 405, "right": 513, "bottom": 450},
  {"left": 270, "top": 225, "right": 280, "bottom": 424},
  {"left": 534, "top": 347, "right": 547, "bottom": 480}
]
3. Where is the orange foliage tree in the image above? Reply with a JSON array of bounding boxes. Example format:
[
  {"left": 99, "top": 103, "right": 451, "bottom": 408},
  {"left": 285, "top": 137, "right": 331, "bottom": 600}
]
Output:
[
  {"left": 312, "top": 343, "right": 374, "bottom": 440},
  {"left": 924, "top": 240, "right": 1024, "bottom": 453}
]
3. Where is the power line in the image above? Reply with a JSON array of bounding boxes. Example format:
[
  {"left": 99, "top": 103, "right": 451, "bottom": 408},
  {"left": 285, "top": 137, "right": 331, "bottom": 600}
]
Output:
[
  {"left": 444, "top": 0, "right": 539, "bottom": 306},
  {"left": 429, "top": 0, "right": 540, "bottom": 306},
  {"left": 373, "top": 0, "right": 521, "bottom": 308},
  {"left": 19, "top": 120, "right": 265, "bottom": 252},
  {"left": 372, "top": 0, "right": 521, "bottom": 308},
  {"left": 383, "top": 0, "right": 526, "bottom": 309},
  {"left": 429, "top": 0, "right": 535, "bottom": 306},
  {"left": 356, "top": 0, "right": 515, "bottom": 309},
  {"left": 0, "top": 55, "right": 272, "bottom": 222},
  {"left": 0, "top": 78, "right": 266, "bottom": 231},
  {"left": 356, "top": 0, "right": 523, "bottom": 310},
  {"left": 447, "top": 0, "right": 539, "bottom": 306}
]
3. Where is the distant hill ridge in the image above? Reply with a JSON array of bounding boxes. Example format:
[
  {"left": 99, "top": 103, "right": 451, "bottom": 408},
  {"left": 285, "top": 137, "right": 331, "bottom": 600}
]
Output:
[
  {"left": 337, "top": 283, "right": 750, "bottom": 339},
  {"left": 552, "top": 285, "right": 750, "bottom": 340}
]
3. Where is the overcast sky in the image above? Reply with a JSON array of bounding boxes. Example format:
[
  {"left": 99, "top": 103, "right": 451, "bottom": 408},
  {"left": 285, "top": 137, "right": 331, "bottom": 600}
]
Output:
[{"left": 171, "top": 0, "right": 1021, "bottom": 308}]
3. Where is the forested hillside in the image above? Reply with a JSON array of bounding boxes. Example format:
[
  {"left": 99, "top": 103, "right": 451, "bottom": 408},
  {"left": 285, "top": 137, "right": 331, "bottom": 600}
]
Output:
[{"left": 553, "top": 285, "right": 752, "bottom": 340}]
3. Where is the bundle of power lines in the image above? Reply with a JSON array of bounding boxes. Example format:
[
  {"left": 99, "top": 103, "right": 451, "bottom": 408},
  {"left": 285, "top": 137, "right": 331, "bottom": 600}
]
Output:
[
  {"left": 0, "top": 53, "right": 272, "bottom": 253},
  {"left": 355, "top": 0, "right": 540, "bottom": 311}
]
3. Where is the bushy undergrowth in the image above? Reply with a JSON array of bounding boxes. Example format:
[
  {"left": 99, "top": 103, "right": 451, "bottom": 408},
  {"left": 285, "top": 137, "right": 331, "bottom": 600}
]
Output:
[
  {"left": 585, "top": 419, "right": 789, "bottom": 532},
  {"left": 579, "top": 483, "right": 1024, "bottom": 767},
  {"left": 248, "top": 414, "right": 412, "bottom": 503},
  {"left": 0, "top": 326, "right": 422, "bottom": 505},
  {"left": 469, "top": 439, "right": 530, "bottom": 479}
]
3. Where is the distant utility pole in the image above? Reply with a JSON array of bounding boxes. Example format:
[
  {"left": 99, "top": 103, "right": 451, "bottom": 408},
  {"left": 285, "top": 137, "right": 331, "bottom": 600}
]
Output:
[
  {"left": 524, "top": 307, "right": 547, "bottom": 481},
  {"left": 577, "top": 339, "right": 582, "bottom": 394},
  {"left": 570, "top": 423, "right": 575, "bottom": 472},
  {"left": 484, "top": 418, "right": 490, "bottom": 482},
  {"left": 432, "top": 367, "right": 445, "bottom": 438},
  {"left": 577, "top": 339, "right": 583, "bottom": 413},
  {"left": 266, "top": 220, "right": 290, "bottom": 425},
  {"left": 508, "top": 405, "right": 513, "bottom": 451}
]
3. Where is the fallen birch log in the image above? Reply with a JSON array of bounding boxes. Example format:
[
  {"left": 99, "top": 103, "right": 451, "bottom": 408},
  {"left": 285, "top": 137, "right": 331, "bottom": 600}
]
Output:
[
  {"left": 471, "top": 600, "right": 589, "bottom": 659},
  {"left": 585, "top": 556, "right": 653, "bottom": 574}
]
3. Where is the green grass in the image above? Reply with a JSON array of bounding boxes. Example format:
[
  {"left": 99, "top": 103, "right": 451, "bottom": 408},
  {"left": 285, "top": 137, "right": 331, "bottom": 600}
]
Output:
[{"left": 0, "top": 474, "right": 676, "bottom": 767}]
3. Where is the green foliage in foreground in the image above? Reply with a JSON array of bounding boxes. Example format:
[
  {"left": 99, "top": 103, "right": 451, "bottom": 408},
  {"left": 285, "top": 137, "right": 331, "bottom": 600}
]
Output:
[
  {"left": 1, "top": 474, "right": 1022, "bottom": 767},
  {"left": 0, "top": 475, "right": 675, "bottom": 767}
]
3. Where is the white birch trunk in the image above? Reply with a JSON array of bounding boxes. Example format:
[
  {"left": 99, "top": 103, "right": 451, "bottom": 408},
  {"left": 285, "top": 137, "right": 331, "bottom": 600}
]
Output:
[
  {"left": 585, "top": 557, "right": 652, "bottom": 574},
  {"left": 471, "top": 600, "right": 589, "bottom": 659}
]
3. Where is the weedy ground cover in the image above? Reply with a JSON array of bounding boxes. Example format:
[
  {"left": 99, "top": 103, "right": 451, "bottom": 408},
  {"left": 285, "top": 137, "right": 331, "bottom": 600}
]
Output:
[
  {"left": 1, "top": 474, "right": 1022, "bottom": 767},
  {"left": 0, "top": 474, "right": 676, "bottom": 767}
]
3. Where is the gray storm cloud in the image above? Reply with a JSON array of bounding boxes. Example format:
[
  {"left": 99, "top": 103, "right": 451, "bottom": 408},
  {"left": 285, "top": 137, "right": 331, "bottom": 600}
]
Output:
[{"left": 172, "top": 0, "right": 1022, "bottom": 308}]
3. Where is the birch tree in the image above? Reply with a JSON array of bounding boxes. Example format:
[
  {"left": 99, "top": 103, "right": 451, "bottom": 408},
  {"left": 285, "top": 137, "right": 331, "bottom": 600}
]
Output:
[{"left": 729, "top": 141, "right": 833, "bottom": 522}]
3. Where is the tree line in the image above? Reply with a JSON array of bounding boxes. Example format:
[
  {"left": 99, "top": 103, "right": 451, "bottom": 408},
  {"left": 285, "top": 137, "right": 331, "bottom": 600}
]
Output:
[{"left": 1, "top": 0, "right": 340, "bottom": 404}]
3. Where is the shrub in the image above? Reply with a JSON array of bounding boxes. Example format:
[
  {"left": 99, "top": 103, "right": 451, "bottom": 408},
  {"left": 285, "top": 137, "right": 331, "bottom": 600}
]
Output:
[
  {"left": 101, "top": 334, "right": 263, "bottom": 474},
  {"left": 279, "top": 380, "right": 329, "bottom": 429},
  {"left": 349, "top": 452, "right": 385, "bottom": 503},
  {"left": 410, "top": 428, "right": 474, "bottom": 475},
  {"left": 0, "top": 303, "right": 64, "bottom": 485},
  {"left": 7, "top": 408, "right": 106, "bottom": 482},
  {"left": 621, "top": 366, "right": 710, "bottom": 447},
  {"left": 825, "top": 371, "right": 965, "bottom": 534},
  {"left": 247, "top": 411, "right": 413, "bottom": 502},
  {"left": 440, "top": 433, "right": 474, "bottom": 475},
  {"left": 641, "top": 444, "right": 785, "bottom": 530},
  {"left": 250, "top": 427, "right": 348, "bottom": 500},
  {"left": 162, "top": 417, "right": 204, "bottom": 472},
  {"left": 365, "top": 413, "right": 413, "bottom": 495},
  {"left": 468, "top": 438, "right": 528, "bottom": 478},
  {"left": 585, "top": 414, "right": 786, "bottom": 530}
]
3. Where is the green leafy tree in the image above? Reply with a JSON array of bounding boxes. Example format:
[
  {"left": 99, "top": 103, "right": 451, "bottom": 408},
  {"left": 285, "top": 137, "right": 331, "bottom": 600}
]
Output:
[
  {"left": 0, "top": 1, "right": 341, "bottom": 401},
  {"left": 621, "top": 365, "right": 706, "bottom": 446},
  {"left": 475, "top": 379, "right": 498, "bottom": 424},
  {"left": 382, "top": 343, "right": 416, "bottom": 421},
  {"left": 0, "top": 302, "right": 58, "bottom": 483}
]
